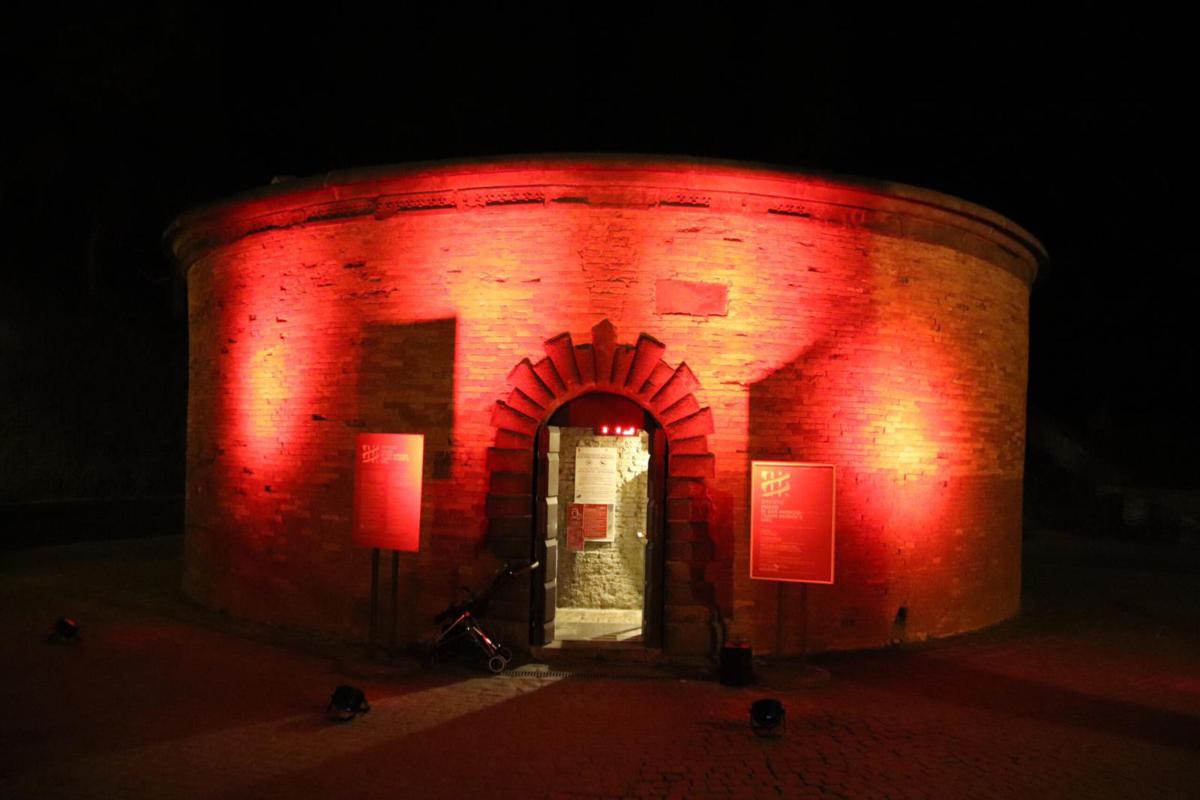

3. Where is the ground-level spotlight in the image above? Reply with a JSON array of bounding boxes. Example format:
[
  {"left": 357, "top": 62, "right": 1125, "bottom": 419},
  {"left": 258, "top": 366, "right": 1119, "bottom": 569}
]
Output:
[
  {"left": 750, "top": 698, "right": 785, "bottom": 736},
  {"left": 327, "top": 685, "right": 370, "bottom": 721},
  {"left": 49, "top": 617, "right": 81, "bottom": 643}
]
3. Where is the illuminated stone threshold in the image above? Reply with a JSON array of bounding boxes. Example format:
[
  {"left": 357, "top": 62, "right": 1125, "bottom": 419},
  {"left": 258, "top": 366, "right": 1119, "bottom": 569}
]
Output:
[{"left": 550, "top": 607, "right": 643, "bottom": 647}]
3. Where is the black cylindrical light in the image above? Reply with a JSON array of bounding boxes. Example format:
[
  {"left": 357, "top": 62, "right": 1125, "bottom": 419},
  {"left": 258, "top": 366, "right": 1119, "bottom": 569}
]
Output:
[{"left": 749, "top": 698, "right": 785, "bottom": 736}]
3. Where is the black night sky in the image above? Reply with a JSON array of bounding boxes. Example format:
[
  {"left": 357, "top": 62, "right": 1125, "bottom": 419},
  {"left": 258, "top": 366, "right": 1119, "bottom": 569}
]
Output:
[{"left": 3, "top": 7, "right": 1196, "bottom": 536}]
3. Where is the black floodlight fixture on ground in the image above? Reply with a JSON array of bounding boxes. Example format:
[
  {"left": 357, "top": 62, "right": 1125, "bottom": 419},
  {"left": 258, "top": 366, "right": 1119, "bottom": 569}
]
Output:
[
  {"left": 750, "top": 698, "right": 785, "bottom": 736},
  {"left": 327, "top": 685, "right": 370, "bottom": 720},
  {"left": 49, "top": 617, "right": 81, "bottom": 643}
]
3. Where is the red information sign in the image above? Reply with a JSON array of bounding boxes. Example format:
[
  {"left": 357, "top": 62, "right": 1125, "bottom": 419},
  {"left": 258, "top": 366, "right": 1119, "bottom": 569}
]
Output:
[
  {"left": 352, "top": 433, "right": 424, "bottom": 551},
  {"left": 750, "top": 461, "right": 835, "bottom": 583},
  {"left": 566, "top": 504, "right": 585, "bottom": 552},
  {"left": 566, "top": 503, "right": 608, "bottom": 550},
  {"left": 581, "top": 504, "right": 608, "bottom": 540}
]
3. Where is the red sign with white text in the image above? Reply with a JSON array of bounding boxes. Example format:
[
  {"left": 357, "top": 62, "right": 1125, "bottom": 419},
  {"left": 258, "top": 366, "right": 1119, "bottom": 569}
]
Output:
[
  {"left": 566, "top": 503, "right": 608, "bottom": 549},
  {"left": 352, "top": 433, "right": 424, "bottom": 551},
  {"left": 750, "top": 461, "right": 835, "bottom": 583},
  {"left": 581, "top": 504, "right": 608, "bottom": 539},
  {"left": 567, "top": 504, "right": 585, "bottom": 551}
]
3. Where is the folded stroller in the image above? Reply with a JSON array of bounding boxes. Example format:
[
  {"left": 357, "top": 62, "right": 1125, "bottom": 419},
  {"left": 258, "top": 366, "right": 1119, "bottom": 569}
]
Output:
[{"left": 431, "top": 560, "right": 539, "bottom": 673}]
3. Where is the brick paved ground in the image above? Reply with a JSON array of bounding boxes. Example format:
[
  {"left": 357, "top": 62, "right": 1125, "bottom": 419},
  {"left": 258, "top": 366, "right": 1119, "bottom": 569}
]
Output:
[{"left": 2, "top": 532, "right": 1198, "bottom": 799}]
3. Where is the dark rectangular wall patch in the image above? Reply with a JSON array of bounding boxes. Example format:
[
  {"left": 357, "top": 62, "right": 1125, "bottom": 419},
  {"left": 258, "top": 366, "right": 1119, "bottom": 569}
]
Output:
[{"left": 655, "top": 279, "right": 729, "bottom": 316}]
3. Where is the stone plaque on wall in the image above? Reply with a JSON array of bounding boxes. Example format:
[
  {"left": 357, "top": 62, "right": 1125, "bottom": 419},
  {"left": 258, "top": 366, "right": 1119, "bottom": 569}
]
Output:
[{"left": 574, "top": 446, "right": 617, "bottom": 505}]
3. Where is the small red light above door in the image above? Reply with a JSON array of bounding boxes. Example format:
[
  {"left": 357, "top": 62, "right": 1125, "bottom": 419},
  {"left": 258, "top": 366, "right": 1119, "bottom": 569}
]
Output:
[{"left": 595, "top": 424, "right": 640, "bottom": 437}]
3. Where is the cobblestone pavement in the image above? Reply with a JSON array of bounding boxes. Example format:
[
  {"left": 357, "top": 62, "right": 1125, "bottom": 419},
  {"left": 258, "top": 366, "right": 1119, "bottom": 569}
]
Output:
[{"left": 2, "top": 533, "right": 1198, "bottom": 799}]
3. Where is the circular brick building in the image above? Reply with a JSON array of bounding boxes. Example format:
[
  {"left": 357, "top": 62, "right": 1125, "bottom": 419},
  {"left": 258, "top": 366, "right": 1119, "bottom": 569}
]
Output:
[{"left": 167, "top": 156, "right": 1043, "bottom": 659}]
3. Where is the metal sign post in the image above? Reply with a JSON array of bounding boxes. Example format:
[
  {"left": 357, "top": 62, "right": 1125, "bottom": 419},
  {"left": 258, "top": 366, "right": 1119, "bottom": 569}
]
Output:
[
  {"left": 776, "top": 582, "right": 786, "bottom": 660},
  {"left": 800, "top": 583, "right": 809, "bottom": 666},
  {"left": 369, "top": 547, "right": 380, "bottom": 651},
  {"left": 367, "top": 548, "right": 403, "bottom": 656},
  {"left": 390, "top": 550, "right": 400, "bottom": 651}
]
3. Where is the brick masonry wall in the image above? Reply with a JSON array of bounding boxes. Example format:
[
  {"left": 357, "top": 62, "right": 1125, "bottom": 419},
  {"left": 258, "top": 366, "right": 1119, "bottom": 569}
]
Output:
[
  {"left": 175, "top": 159, "right": 1039, "bottom": 655},
  {"left": 555, "top": 428, "right": 648, "bottom": 610}
]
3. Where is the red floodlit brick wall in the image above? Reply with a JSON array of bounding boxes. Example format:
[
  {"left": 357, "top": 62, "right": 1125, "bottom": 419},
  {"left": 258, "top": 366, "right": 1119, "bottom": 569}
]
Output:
[{"left": 169, "top": 157, "right": 1042, "bottom": 655}]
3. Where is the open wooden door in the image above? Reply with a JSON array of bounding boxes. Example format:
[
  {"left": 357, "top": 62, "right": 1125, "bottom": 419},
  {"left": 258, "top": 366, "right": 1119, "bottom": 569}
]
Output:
[
  {"left": 642, "top": 426, "right": 667, "bottom": 647},
  {"left": 530, "top": 425, "right": 559, "bottom": 646}
]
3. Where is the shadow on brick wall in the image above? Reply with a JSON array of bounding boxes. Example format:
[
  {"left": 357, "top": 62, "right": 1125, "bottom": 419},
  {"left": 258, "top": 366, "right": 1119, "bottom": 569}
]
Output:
[
  {"left": 355, "top": 316, "right": 457, "bottom": 510},
  {"left": 353, "top": 318, "right": 466, "bottom": 633},
  {"left": 746, "top": 229, "right": 878, "bottom": 651}
]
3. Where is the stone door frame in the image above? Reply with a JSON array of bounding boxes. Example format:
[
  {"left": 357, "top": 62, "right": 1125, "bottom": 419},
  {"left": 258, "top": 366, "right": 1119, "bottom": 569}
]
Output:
[{"left": 485, "top": 319, "right": 718, "bottom": 657}]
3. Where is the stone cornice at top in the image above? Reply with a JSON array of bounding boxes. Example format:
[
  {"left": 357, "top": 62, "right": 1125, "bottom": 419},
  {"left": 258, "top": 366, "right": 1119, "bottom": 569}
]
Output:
[{"left": 165, "top": 153, "right": 1046, "bottom": 287}]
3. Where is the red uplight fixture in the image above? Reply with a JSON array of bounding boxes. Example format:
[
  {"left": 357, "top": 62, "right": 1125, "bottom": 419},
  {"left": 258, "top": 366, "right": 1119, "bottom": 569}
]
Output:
[{"left": 596, "top": 424, "right": 639, "bottom": 437}]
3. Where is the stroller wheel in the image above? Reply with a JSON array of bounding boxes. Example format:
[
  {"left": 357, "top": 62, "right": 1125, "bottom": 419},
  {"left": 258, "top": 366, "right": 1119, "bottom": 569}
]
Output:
[
  {"left": 487, "top": 654, "right": 508, "bottom": 674},
  {"left": 499, "top": 646, "right": 513, "bottom": 662}
]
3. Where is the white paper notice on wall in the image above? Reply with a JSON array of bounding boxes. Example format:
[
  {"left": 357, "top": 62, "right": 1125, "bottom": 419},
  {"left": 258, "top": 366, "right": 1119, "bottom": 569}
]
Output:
[{"left": 574, "top": 446, "right": 618, "bottom": 505}]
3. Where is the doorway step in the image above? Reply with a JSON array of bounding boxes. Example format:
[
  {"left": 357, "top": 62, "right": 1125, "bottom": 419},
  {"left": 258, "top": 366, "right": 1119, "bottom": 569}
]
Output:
[
  {"left": 523, "top": 644, "right": 712, "bottom": 678},
  {"left": 553, "top": 607, "right": 642, "bottom": 643}
]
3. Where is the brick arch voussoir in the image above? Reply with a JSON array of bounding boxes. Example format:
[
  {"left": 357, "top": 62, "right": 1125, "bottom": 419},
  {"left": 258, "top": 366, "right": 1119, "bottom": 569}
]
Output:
[
  {"left": 491, "top": 320, "right": 713, "bottom": 474},
  {"left": 485, "top": 320, "right": 715, "bottom": 580},
  {"left": 484, "top": 320, "right": 719, "bottom": 654}
]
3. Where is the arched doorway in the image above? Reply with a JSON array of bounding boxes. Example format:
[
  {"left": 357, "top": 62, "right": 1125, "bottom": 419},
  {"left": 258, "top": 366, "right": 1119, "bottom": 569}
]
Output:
[
  {"left": 486, "top": 320, "right": 718, "bottom": 656},
  {"left": 533, "top": 392, "right": 667, "bottom": 648}
]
